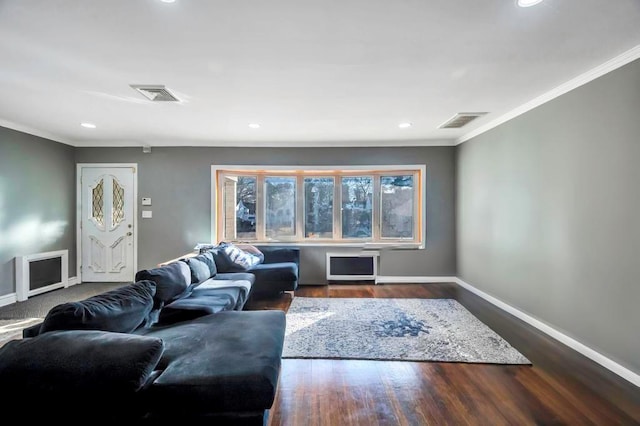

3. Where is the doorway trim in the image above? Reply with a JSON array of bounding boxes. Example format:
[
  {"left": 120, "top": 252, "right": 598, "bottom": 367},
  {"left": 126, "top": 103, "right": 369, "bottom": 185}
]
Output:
[{"left": 76, "top": 163, "right": 138, "bottom": 283}]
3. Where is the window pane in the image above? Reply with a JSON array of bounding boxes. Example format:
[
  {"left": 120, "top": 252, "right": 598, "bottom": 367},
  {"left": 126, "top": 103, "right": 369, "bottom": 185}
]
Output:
[
  {"left": 236, "top": 176, "right": 257, "bottom": 240},
  {"left": 265, "top": 177, "right": 296, "bottom": 238},
  {"left": 304, "top": 177, "right": 334, "bottom": 238},
  {"left": 341, "top": 176, "right": 372, "bottom": 238},
  {"left": 381, "top": 175, "right": 414, "bottom": 238}
]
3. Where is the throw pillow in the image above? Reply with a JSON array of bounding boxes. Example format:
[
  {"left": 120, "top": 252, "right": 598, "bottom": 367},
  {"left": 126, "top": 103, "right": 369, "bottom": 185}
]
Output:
[
  {"left": 40, "top": 281, "right": 156, "bottom": 334},
  {"left": 223, "top": 242, "right": 263, "bottom": 271},
  {"left": 236, "top": 244, "right": 265, "bottom": 264}
]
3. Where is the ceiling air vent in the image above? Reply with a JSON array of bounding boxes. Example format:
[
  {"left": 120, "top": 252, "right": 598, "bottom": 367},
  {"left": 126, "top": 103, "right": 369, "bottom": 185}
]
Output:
[
  {"left": 130, "top": 84, "right": 180, "bottom": 102},
  {"left": 438, "top": 112, "right": 487, "bottom": 129}
]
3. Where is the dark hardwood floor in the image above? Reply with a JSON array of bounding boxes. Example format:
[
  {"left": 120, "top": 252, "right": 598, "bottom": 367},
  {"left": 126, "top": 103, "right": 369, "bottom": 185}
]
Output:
[{"left": 245, "top": 283, "right": 640, "bottom": 426}]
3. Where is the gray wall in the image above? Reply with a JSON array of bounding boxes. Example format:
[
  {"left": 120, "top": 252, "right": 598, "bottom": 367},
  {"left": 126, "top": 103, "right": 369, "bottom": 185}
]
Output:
[
  {"left": 0, "top": 127, "right": 76, "bottom": 296},
  {"left": 456, "top": 59, "right": 640, "bottom": 375},
  {"left": 75, "top": 146, "right": 456, "bottom": 283}
]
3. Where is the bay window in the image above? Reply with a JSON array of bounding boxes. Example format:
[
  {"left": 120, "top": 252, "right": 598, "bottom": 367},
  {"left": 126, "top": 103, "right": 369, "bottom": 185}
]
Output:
[{"left": 213, "top": 165, "right": 425, "bottom": 247}]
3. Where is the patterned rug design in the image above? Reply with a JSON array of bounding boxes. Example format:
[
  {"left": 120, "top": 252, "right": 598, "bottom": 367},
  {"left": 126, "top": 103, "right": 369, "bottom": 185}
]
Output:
[{"left": 283, "top": 297, "right": 531, "bottom": 364}]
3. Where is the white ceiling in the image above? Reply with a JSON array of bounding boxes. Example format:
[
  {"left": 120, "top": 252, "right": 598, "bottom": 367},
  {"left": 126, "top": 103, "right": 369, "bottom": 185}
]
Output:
[{"left": 0, "top": 0, "right": 639, "bottom": 148}]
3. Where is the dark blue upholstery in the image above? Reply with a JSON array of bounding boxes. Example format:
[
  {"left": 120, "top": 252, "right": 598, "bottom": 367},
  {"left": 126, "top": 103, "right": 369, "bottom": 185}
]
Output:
[
  {"left": 40, "top": 281, "right": 156, "bottom": 334},
  {"left": 158, "top": 287, "right": 242, "bottom": 323},
  {"left": 137, "top": 310, "right": 285, "bottom": 414},
  {"left": 182, "top": 255, "right": 212, "bottom": 284},
  {"left": 202, "top": 245, "right": 300, "bottom": 298},
  {"left": 12, "top": 270, "right": 285, "bottom": 424},
  {"left": 252, "top": 246, "right": 300, "bottom": 297},
  {"left": 135, "top": 261, "right": 191, "bottom": 306},
  {"left": 0, "top": 329, "right": 164, "bottom": 420},
  {"left": 250, "top": 262, "right": 298, "bottom": 283}
]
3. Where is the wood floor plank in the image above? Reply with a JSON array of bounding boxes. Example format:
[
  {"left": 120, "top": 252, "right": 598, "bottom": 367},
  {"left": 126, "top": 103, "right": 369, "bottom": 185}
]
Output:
[{"left": 249, "top": 284, "right": 640, "bottom": 426}]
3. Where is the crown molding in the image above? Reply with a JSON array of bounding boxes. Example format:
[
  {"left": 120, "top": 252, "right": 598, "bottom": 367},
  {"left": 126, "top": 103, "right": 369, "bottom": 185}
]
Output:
[
  {"left": 0, "top": 119, "right": 73, "bottom": 146},
  {"left": 457, "top": 44, "right": 640, "bottom": 145}
]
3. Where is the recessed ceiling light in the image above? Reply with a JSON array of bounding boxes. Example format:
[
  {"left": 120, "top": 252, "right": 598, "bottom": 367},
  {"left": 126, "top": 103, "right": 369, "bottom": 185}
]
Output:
[
  {"left": 398, "top": 122, "right": 412, "bottom": 129},
  {"left": 517, "top": 0, "right": 543, "bottom": 7},
  {"left": 160, "top": 0, "right": 176, "bottom": 3},
  {"left": 81, "top": 122, "right": 96, "bottom": 129},
  {"left": 248, "top": 123, "right": 261, "bottom": 129}
]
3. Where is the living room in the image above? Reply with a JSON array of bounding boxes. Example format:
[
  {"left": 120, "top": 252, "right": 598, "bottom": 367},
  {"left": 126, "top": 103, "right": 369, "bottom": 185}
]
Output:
[{"left": 0, "top": 1, "right": 639, "bottom": 424}]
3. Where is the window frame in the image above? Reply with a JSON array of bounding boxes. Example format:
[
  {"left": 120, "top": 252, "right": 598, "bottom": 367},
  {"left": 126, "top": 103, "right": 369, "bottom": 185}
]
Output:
[{"left": 211, "top": 165, "right": 426, "bottom": 249}]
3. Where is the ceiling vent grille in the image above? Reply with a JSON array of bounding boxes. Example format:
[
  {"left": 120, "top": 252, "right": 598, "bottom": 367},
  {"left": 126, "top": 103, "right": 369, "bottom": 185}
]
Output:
[
  {"left": 438, "top": 112, "right": 487, "bottom": 129},
  {"left": 130, "top": 85, "right": 180, "bottom": 102}
]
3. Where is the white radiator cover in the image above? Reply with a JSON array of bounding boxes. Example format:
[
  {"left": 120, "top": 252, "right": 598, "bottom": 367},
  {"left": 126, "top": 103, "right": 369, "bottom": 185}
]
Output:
[
  {"left": 15, "top": 250, "right": 68, "bottom": 301},
  {"left": 326, "top": 251, "right": 379, "bottom": 282}
]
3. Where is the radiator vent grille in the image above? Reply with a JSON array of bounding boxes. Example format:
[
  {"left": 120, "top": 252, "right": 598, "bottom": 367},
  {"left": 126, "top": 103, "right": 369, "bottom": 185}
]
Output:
[
  {"left": 439, "top": 112, "right": 487, "bottom": 129},
  {"left": 130, "top": 85, "right": 180, "bottom": 102}
]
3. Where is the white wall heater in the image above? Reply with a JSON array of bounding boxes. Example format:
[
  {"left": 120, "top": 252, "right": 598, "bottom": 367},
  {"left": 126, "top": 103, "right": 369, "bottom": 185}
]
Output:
[
  {"left": 15, "top": 250, "right": 69, "bottom": 301},
  {"left": 326, "top": 251, "right": 379, "bottom": 282}
]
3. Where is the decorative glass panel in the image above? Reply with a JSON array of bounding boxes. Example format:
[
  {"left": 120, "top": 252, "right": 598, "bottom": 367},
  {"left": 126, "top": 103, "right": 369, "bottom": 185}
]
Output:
[
  {"left": 92, "top": 179, "right": 104, "bottom": 227},
  {"left": 112, "top": 178, "right": 125, "bottom": 228},
  {"left": 304, "top": 177, "right": 333, "bottom": 238},
  {"left": 381, "top": 175, "right": 414, "bottom": 238},
  {"left": 341, "top": 176, "right": 373, "bottom": 238},
  {"left": 265, "top": 177, "right": 296, "bottom": 238}
]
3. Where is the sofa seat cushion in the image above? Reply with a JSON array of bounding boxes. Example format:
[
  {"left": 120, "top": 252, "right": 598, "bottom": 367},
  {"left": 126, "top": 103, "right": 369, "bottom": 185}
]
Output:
[
  {"left": 215, "top": 272, "right": 255, "bottom": 285},
  {"left": 139, "top": 310, "right": 286, "bottom": 414},
  {"left": 0, "top": 329, "right": 164, "bottom": 418},
  {"left": 40, "top": 281, "right": 156, "bottom": 334},
  {"left": 158, "top": 288, "right": 242, "bottom": 323},
  {"left": 194, "top": 278, "right": 252, "bottom": 309},
  {"left": 250, "top": 261, "right": 298, "bottom": 282},
  {"left": 156, "top": 275, "right": 254, "bottom": 324}
]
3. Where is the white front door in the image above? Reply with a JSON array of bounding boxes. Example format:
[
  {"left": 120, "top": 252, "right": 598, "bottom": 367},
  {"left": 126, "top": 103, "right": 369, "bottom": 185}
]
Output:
[{"left": 80, "top": 166, "right": 136, "bottom": 282}]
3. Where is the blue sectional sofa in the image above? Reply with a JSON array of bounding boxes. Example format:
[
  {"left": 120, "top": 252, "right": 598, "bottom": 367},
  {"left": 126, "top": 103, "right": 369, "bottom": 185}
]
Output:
[
  {"left": 1, "top": 249, "right": 289, "bottom": 424},
  {"left": 193, "top": 243, "right": 300, "bottom": 300}
]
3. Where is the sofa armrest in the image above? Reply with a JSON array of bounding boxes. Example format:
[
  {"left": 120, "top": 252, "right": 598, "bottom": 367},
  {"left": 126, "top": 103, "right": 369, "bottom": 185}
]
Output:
[
  {"left": 22, "top": 322, "right": 43, "bottom": 338},
  {"left": 256, "top": 246, "right": 300, "bottom": 266}
]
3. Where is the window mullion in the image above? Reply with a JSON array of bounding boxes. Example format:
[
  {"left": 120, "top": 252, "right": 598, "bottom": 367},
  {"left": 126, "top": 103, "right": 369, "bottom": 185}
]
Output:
[
  {"left": 256, "top": 174, "right": 265, "bottom": 241},
  {"left": 334, "top": 174, "right": 341, "bottom": 241},
  {"left": 373, "top": 174, "right": 381, "bottom": 241},
  {"left": 296, "top": 175, "right": 304, "bottom": 242}
]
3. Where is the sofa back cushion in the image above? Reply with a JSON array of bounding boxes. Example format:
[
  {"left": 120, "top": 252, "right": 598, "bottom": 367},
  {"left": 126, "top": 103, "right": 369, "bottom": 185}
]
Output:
[
  {"left": 182, "top": 252, "right": 217, "bottom": 284},
  {"left": 40, "top": 281, "right": 156, "bottom": 334},
  {"left": 135, "top": 261, "right": 191, "bottom": 305}
]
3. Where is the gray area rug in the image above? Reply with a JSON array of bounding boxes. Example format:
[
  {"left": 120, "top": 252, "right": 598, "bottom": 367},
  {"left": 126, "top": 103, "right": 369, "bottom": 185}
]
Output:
[{"left": 283, "top": 297, "right": 531, "bottom": 364}]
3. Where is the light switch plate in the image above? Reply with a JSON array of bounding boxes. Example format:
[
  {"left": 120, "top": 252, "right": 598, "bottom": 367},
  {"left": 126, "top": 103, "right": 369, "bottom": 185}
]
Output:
[
  {"left": 142, "top": 197, "right": 151, "bottom": 205},
  {"left": 142, "top": 210, "right": 152, "bottom": 219}
]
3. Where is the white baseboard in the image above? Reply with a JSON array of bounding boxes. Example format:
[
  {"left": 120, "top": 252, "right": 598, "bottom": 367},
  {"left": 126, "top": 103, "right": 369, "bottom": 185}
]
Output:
[
  {"left": 1, "top": 277, "right": 79, "bottom": 308},
  {"left": 0, "top": 292, "right": 17, "bottom": 308},
  {"left": 375, "top": 276, "right": 457, "bottom": 284},
  {"left": 455, "top": 277, "right": 640, "bottom": 388}
]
